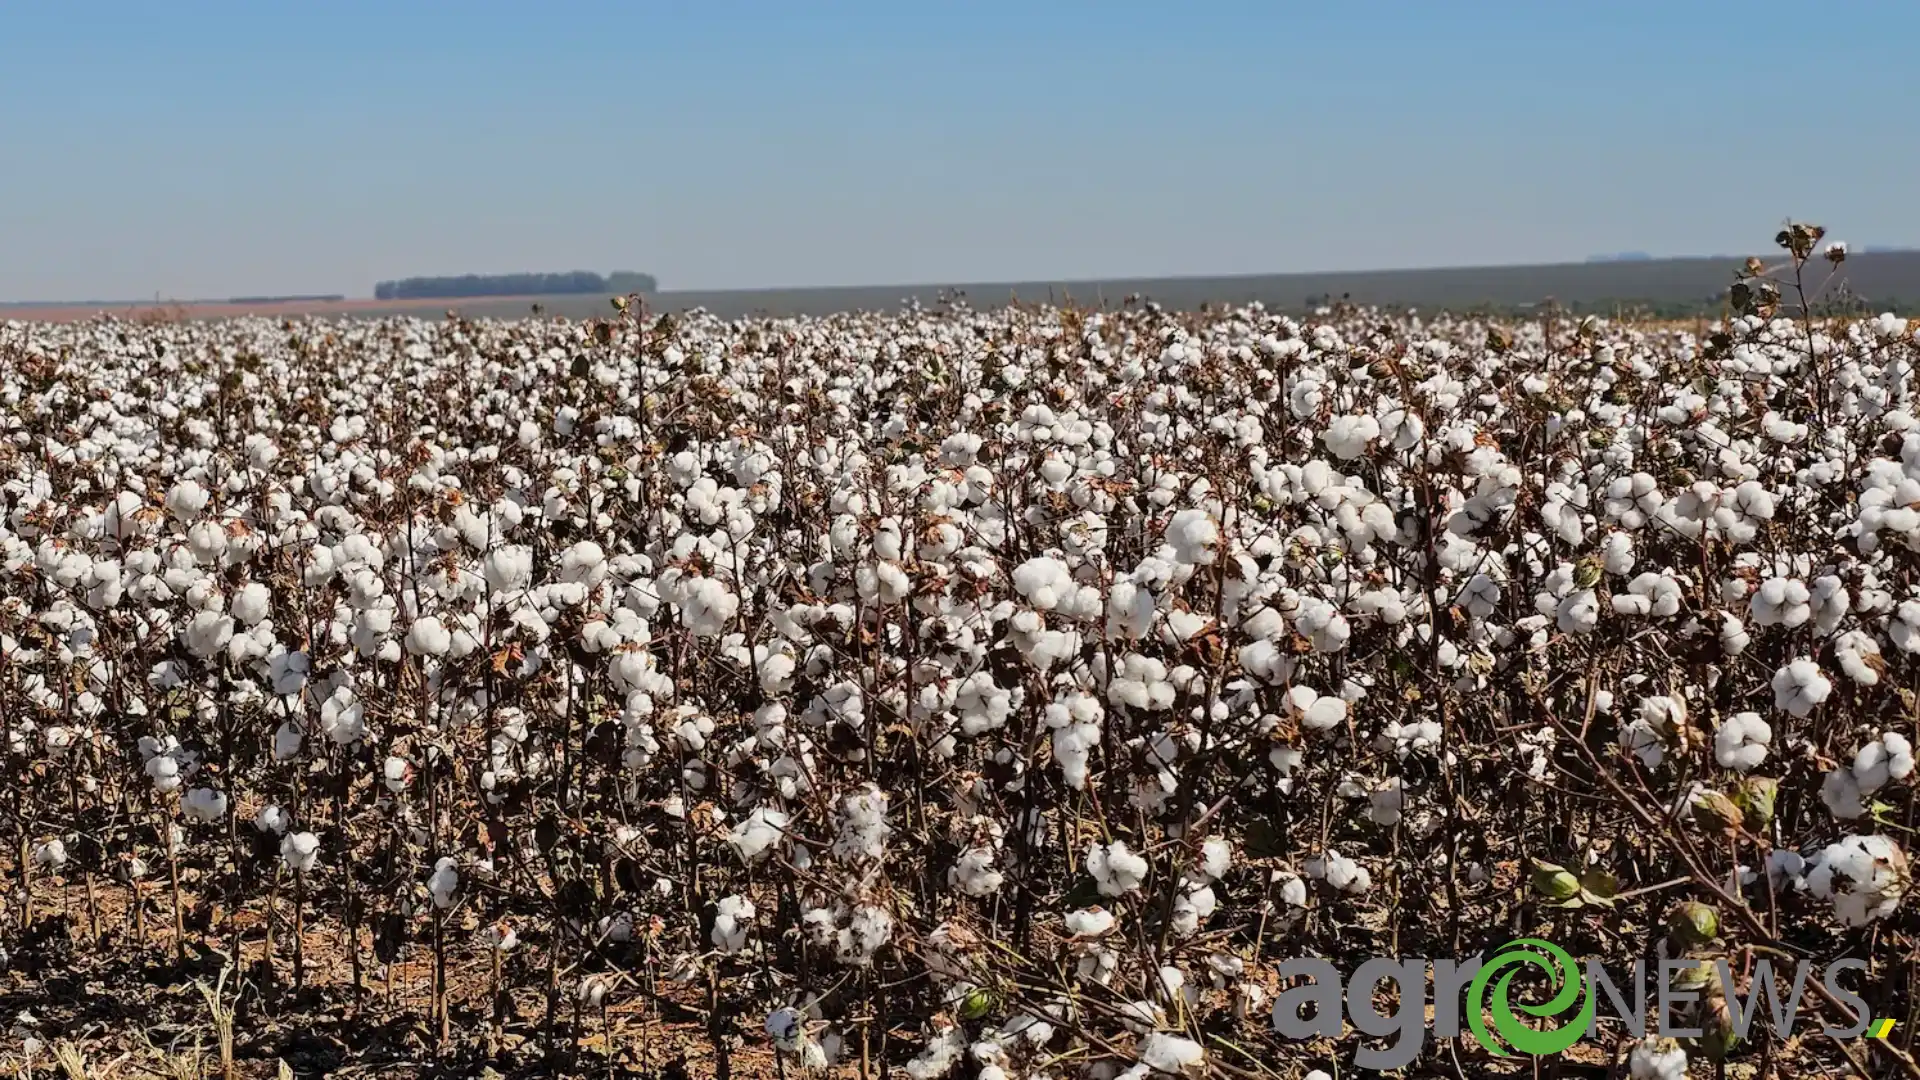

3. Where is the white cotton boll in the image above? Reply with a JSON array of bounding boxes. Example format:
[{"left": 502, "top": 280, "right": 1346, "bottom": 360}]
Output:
[
  {"left": 33, "top": 839, "right": 68, "bottom": 870},
  {"left": 231, "top": 582, "right": 271, "bottom": 627},
  {"left": 1304, "top": 849, "right": 1371, "bottom": 894},
  {"left": 1165, "top": 509, "right": 1220, "bottom": 565},
  {"left": 1767, "top": 850, "right": 1807, "bottom": 892},
  {"left": 766, "top": 1005, "right": 803, "bottom": 1045},
  {"left": 182, "top": 787, "right": 227, "bottom": 822},
  {"left": 1066, "top": 907, "right": 1116, "bottom": 937},
  {"left": 832, "top": 784, "right": 891, "bottom": 862},
  {"left": 1600, "top": 531, "right": 1635, "bottom": 575},
  {"left": 273, "top": 721, "right": 304, "bottom": 761},
  {"left": 1861, "top": 732, "right": 1916, "bottom": 787},
  {"left": 1198, "top": 837, "right": 1231, "bottom": 881},
  {"left": 280, "top": 831, "right": 320, "bottom": 873},
  {"left": 712, "top": 894, "right": 756, "bottom": 952},
  {"left": 1835, "top": 629, "right": 1884, "bottom": 686},
  {"left": 1770, "top": 659, "right": 1831, "bottom": 717},
  {"left": 727, "top": 807, "right": 791, "bottom": 862},
  {"left": 1627, "top": 1039, "right": 1688, "bottom": 1080},
  {"left": 1713, "top": 713, "right": 1770, "bottom": 772},
  {"left": 146, "top": 753, "right": 183, "bottom": 793},
  {"left": 1718, "top": 613, "right": 1750, "bottom": 656},
  {"left": 183, "top": 610, "right": 235, "bottom": 659},
  {"left": 165, "top": 480, "right": 210, "bottom": 522},
  {"left": 1555, "top": 589, "right": 1600, "bottom": 634},
  {"left": 383, "top": 755, "right": 413, "bottom": 793},
  {"left": 1620, "top": 719, "right": 1664, "bottom": 768},
  {"left": 1087, "top": 841, "right": 1150, "bottom": 896},
  {"left": 406, "top": 615, "right": 451, "bottom": 657},
  {"left": 1286, "top": 685, "right": 1347, "bottom": 732},
  {"left": 1366, "top": 777, "right": 1405, "bottom": 826},
  {"left": 1806, "top": 835, "right": 1908, "bottom": 927},
  {"left": 903, "top": 1027, "right": 965, "bottom": 1080},
  {"left": 1749, "top": 577, "right": 1810, "bottom": 628},
  {"left": 1821, "top": 767, "right": 1869, "bottom": 820},
  {"left": 254, "top": 804, "right": 290, "bottom": 835},
  {"left": 482, "top": 545, "right": 534, "bottom": 593},
  {"left": 1012, "top": 556, "right": 1072, "bottom": 610},
  {"left": 948, "top": 846, "right": 1004, "bottom": 897},
  {"left": 320, "top": 687, "right": 366, "bottom": 746},
  {"left": 1322, "top": 413, "right": 1380, "bottom": 459},
  {"left": 427, "top": 856, "right": 459, "bottom": 909},
  {"left": 1136, "top": 1033, "right": 1205, "bottom": 1075}
]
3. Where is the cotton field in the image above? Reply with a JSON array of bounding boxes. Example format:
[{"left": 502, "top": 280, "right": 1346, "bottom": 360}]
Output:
[{"left": 2, "top": 236, "right": 1919, "bottom": 1077}]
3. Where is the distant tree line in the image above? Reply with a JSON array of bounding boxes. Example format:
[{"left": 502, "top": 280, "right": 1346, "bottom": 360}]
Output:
[{"left": 373, "top": 271, "right": 657, "bottom": 301}]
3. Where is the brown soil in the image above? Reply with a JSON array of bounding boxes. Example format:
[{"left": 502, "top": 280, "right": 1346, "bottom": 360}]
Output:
[{"left": 0, "top": 876, "right": 778, "bottom": 1079}]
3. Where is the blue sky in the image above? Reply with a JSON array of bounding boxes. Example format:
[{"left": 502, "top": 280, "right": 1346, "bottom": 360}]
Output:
[{"left": 1, "top": 2, "right": 1915, "bottom": 301}]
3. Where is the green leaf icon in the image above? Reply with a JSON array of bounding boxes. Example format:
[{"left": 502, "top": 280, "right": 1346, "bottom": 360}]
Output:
[{"left": 1467, "top": 938, "right": 1594, "bottom": 1058}]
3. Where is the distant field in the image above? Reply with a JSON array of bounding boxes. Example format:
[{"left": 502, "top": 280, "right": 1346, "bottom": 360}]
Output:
[{"left": 8, "top": 250, "right": 1920, "bottom": 322}]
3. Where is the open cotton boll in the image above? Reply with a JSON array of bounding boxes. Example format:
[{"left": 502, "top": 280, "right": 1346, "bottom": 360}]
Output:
[
  {"left": 727, "top": 807, "right": 790, "bottom": 862},
  {"left": 1011, "top": 556, "right": 1074, "bottom": 610},
  {"left": 231, "top": 582, "right": 271, "bottom": 627},
  {"left": 145, "top": 753, "right": 183, "bottom": 793},
  {"left": 1164, "top": 508, "right": 1220, "bottom": 565},
  {"left": 383, "top": 755, "right": 413, "bottom": 793},
  {"left": 1285, "top": 685, "right": 1347, "bottom": 732},
  {"left": 482, "top": 545, "right": 534, "bottom": 593},
  {"left": 1087, "top": 841, "right": 1150, "bottom": 896},
  {"left": 832, "top": 784, "right": 891, "bottom": 862},
  {"left": 1712, "top": 713, "right": 1770, "bottom": 772},
  {"left": 1770, "top": 659, "right": 1831, "bottom": 718},
  {"left": 165, "top": 479, "right": 210, "bottom": 522},
  {"left": 903, "top": 1027, "right": 965, "bottom": 1080},
  {"left": 1065, "top": 907, "right": 1116, "bottom": 937},
  {"left": 182, "top": 787, "right": 228, "bottom": 822},
  {"left": 405, "top": 615, "right": 451, "bottom": 657},
  {"left": 1627, "top": 1039, "right": 1688, "bottom": 1080},
  {"left": 272, "top": 721, "right": 304, "bottom": 761},
  {"left": 1321, "top": 413, "right": 1380, "bottom": 460},
  {"left": 1135, "top": 1032, "right": 1205, "bottom": 1075},
  {"left": 1304, "top": 849, "right": 1371, "bottom": 894},
  {"left": 280, "top": 831, "right": 320, "bottom": 873},
  {"left": 712, "top": 894, "right": 756, "bottom": 952},
  {"left": 254, "top": 804, "right": 290, "bottom": 835},
  {"left": 1806, "top": 835, "right": 1908, "bottom": 927},
  {"left": 427, "top": 856, "right": 459, "bottom": 909},
  {"left": 33, "top": 840, "right": 68, "bottom": 870}
]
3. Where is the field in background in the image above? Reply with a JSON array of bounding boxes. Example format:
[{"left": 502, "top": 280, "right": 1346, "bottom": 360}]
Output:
[{"left": 8, "top": 250, "right": 1920, "bottom": 323}]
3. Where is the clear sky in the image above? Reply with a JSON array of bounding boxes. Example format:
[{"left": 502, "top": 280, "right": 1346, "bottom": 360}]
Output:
[{"left": 2, "top": 2, "right": 1915, "bottom": 302}]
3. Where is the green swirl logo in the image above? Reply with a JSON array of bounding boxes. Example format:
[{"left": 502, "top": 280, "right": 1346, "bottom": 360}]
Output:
[{"left": 1467, "top": 938, "right": 1594, "bottom": 1056}]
